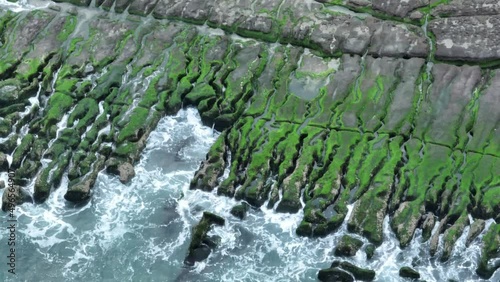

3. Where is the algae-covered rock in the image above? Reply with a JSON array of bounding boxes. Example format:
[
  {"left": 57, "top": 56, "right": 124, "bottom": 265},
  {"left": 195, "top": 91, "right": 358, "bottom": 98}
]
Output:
[
  {"left": 65, "top": 155, "right": 106, "bottom": 202},
  {"left": 334, "top": 235, "right": 364, "bottom": 257},
  {"left": 184, "top": 211, "right": 225, "bottom": 266},
  {"left": 476, "top": 223, "right": 500, "bottom": 279},
  {"left": 318, "top": 267, "right": 354, "bottom": 282},
  {"left": 466, "top": 219, "right": 486, "bottom": 247},
  {"left": 230, "top": 203, "right": 249, "bottom": 220},
  {"left": 365, "top": 244, "right": 376, "bottom": 259},
  {"left": 420, "top": 212, "right": 436, "bottom": 242},
  {"left": 330, "top": 261, "right": 376, "bottom": 281},
  {"left": 399, "top": 266, "right": 420, "bottom": 279}
]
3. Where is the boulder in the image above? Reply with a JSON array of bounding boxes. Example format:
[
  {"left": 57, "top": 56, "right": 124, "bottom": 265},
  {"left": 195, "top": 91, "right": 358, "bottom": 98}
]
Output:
[
  {"left": 318, "top": 267, "right": 354, "bottom": 282},
  {"left": 230, "top": 203, "right": 249, "bottom": 220},
  {"left": 365, "top": 244, "right": 376, "bottom": 259},
  {"left": 399, "top": 266, "right": 420, "bottom": 279},
  {"left": 106, "top": 158, "right": 135, "bottom": 184},
  {"left": 1, "top": 185, "right": 31, "bottom": 212},
  {"left": 334, "top": 235, "right": 364, "bottom": 257},
  {"left": 330, "top": 261, "right": 376, "bottom": 281}
]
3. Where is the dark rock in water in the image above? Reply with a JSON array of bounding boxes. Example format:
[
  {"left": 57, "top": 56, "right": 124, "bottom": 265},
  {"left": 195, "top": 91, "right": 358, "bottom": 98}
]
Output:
[
  {"left": 184, "top": 212, "right": 225, "bottom": 266},
  {"left": 0, "top": 153, "right": 8, "bottom": 172},
  {"left": 0, "top": 180, "right": 5, "bottom": 189},
  {"left": 52, "top": 0, "right": 91, "bottom": 6},
  {"left": 235, "top": 225, "right": 254, "bottom": 245},
  {"left": 399, "top": 266, "right": 420, "bottom": 279},
  {"left": 230, "top": 203, "right": 249, "bottom": 220},
  {"left": 1, "top": 185, "right": 31, "bottom": 212},
  {"left": 106, "top": 158, "right": 136, "bottom": 184},
  {"left": 318, "top": 267, "right": 354, "bottom": 282},
  {"left": 202, "top": 235, "right": 221, "bottom": 249},
  {"left": 189, "top": 245, "right": 211, "bottom": 263},
  {"left": 466, "top": 219, "right": 486, "bottom": 247},
  {"left": 334, "top": 235, "right": 364, "bottom": 257},
  {"left": 202, "top": 212, "right": 225, "bottom": 226},
  {"left": 365, "top": 244, "right": 376, "bottom": 259},
  {"left": 330, "top": 261, "right": 376, "bottom": 281}
]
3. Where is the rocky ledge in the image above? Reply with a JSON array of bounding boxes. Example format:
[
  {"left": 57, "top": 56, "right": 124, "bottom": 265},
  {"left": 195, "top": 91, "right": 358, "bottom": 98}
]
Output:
[{"left": 0, "top": 0, "right": 499, "bottom": 279}]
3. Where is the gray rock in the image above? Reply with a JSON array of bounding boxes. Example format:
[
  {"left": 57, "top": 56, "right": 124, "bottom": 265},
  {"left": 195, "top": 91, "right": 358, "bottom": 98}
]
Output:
[
  {"left": 409, "top": 11, "right": 424, "bottom": 21},
  {"left": 117, "top": 162, "right": 135, "bottom": 184},
  {"left": 1, "top": 185, "right": 31, "bottom": 212},
  {"left": 432, "top": 0, "right": 500, "bottom": 17},
  {"left": 0, "top": 180, "right": 5, "bottom": 189},
  {"left": 430, "top": 15, "right": 500, "bottom": 62},
  {"left": 128, "top": 0, "right": 159, "bottom": 16},
  {"left": 367, "top": 19, "right": 428, "bottom": 58},
  {"left": 372, "top": 0, "right": 429, "bottom": 18},
  {"left": 106, "top": 159, "right": 136, "bottom": 184}
]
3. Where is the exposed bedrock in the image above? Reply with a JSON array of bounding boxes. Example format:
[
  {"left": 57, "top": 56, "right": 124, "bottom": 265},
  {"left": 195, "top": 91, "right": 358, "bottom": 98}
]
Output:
[
  {"left": 48, "top": 0, "right": 429, "bottom": 59},
  {"left": 430, "top": 15, "right": 500, "bottom": 63},
  {"left": 0, "top": 2, "right": 499, "bottom": 279}
]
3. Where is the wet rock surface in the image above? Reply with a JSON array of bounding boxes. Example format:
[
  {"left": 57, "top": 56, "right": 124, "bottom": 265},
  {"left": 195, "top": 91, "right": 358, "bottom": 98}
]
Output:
[
  {"left": 1, "top": 185, "right": 31, "bottom": 212},
  {"left": 334, "top": 235, "right": 364, "bottom": 257},
  {"left": 184, "top": 211, "right": 225, "bottom": 266},
  {"left": 399, "top": 266, "right": 420, "bottom": 279},
  {"left": 0, "top": 0, "right": 498, "bottom": 280}
]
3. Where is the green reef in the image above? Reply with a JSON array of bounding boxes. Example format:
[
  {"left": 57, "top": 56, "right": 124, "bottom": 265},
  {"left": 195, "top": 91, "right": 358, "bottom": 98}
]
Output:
[{"left": 0, "top": 0, "right": 499, "bottom": 279}]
